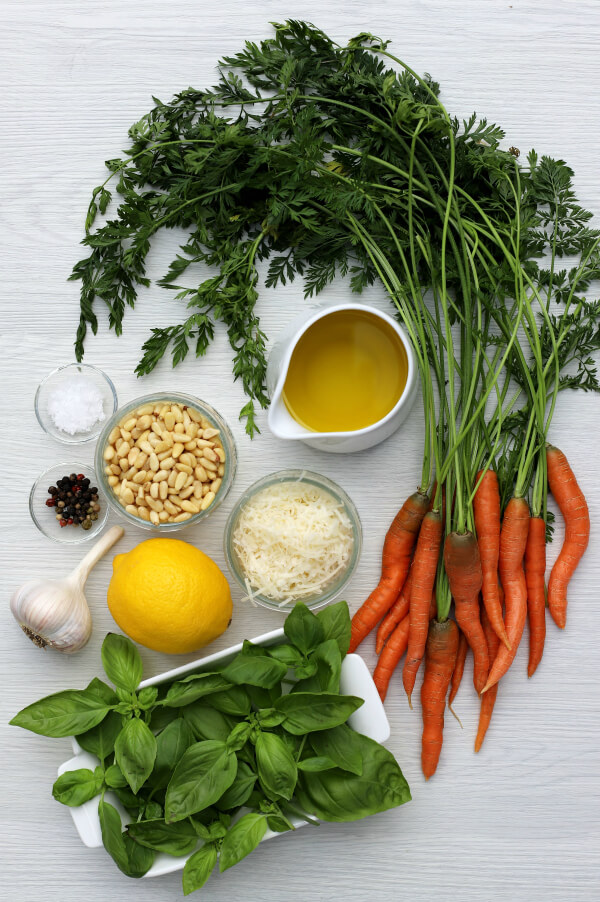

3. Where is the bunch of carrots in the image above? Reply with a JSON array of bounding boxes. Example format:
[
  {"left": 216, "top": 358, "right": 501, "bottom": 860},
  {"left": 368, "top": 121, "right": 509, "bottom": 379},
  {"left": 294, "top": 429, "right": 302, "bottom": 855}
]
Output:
[{"left": 350, "top": 449, "right": 589, "bottom": 779}]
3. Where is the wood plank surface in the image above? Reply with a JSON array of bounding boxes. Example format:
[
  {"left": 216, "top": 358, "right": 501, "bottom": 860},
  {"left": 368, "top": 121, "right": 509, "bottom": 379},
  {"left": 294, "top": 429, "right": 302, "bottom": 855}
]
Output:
[{"left": 1, "top": 2, "right": 599, "bottom": 900}]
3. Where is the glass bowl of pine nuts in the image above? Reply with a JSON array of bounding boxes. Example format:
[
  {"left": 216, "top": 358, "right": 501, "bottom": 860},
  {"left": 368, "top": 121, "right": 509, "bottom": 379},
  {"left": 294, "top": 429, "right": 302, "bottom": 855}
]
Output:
[{"left": 94, "top": 393, "right": 236, "bottom": 531}]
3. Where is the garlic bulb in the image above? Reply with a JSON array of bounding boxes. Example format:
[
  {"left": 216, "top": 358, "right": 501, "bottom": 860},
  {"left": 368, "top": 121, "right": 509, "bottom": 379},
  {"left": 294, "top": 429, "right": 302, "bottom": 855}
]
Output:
[{"left": 10, "top": 525, "right": 124, "bottom": 654}]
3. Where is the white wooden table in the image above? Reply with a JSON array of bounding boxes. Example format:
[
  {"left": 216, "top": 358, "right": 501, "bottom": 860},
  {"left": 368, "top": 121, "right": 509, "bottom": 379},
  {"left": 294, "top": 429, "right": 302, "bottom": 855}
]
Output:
[{"left": 2, "top": 2, "right": 599, "bottom": 900}]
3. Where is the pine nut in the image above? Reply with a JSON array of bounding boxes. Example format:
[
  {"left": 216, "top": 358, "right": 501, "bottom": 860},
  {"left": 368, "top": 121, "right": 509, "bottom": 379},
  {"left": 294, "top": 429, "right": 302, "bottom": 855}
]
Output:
[
  {"left": 201, "top": 491, "right": 216, "bottom": 510},
  {"left": 120, "top": 429, "right": 132, "bottom": 441},
  {"left": 184, "top": 441, "right": 197, "bottom": 451},
  {"left": 137, "top": 414, "right": 152, "bottom": 430},
  {"left": 149, "top": 453, "right": 159, "bottom": 472},
  {"left": 146, "top": 497, "right": 164, "bottom": 513},
  {"left": 203, "top": 457, "right": 218, "bottom": 472},
  {"left": 140, "top": 440, "right": 154, "bottom": 455},
  {"left": 194, "top": 465, "right": 208, "bottom": 482},
  {"left": 173, "top": 405, "right": 184, "bottom": 423},
  {"left": 125, "top": 504, "right": 138, "bottom": 515},
  {"left": 121, "top": 487, "right": 134, "bottom": 505},
  {"left": 137, "top": 506, "right": 150, "bottom": 520},
  {"left": 154, "top": 440, "right": 171, "bottom": 454},
  {"left": 119, "top": 442, "right": 131, "bottom": 458},
  {"left": 167, "top": 469, "right": 178, "bottom": 487},
  {"left": 110, "top": 464, "right": 121, "bottom": 476},
  {"left": 150, "top": 482, "right": 159, "bottom": 499},
  {"left": 136, "top": 403, "right": 154, "bottom": 416},
  {"left": 203, "top": 447, "right": 218, "bottom": 462},
  {"left": 135, "top": 452, "right": 148, "bottom": 469},
  {"left": 164, "top": 411, "right": 176, "bottom": 431},
  {"left": 203, "top": 427, "right": 220, "bottom": 439},
  {"left": 176, "top": 463, "right": 193, "bottom": 475},
  {"left": 132, "top": 470, "right": 147, "bottom": 484},
  {"left": 150, "top": 510, "right": 160, "bottom": 526},
  {"left": 161, "top": 456, "right": 175, "bottom": 470},
  {"left": 148, "top": 432, "right": 160, "bottom": 447},
  {"left": 210, "top": 477, "right": 222, "bottom": 494},
  {"left": 218, "top": 464, "right": 225, "bottom": 477},
  {"left": 172, "top": 442, "right": 184, "bottom": 458},
  {"left": 174, "top": 471, "right": 187, "bottom": 492},
  {"left": 173, "top": 512, "right": 192, "bottom": 523},
  {"left": 159, "top": 480, "right": 168, "bottom": 500},
  {"left": 108, "top": 475, "right": 119, "bottom": 486},
  {"left": 151, "top": 422, "right": 163, "bottom": 437},
  {"left": 164, "top": 499, "right": 180, "bottom": 515},
  {"left": 153, "top": 470, "right": 169, "bottom": 483},
  {"left": 158, "top": 511, "right": 169, "bottom": 522},
  {"left": 103, "top": 445, "right": 115, "bottom": 461},
  {"left": 215, "top": 447, "right": 226, "bottom": 463},
  {"left": 123, "top": 417, "right": 137, "bottom": 432},
  {"left": 193, "top": 482, "right": 204, "bottom": 499},
  {"left": 174, "top": 423, "right": 185, "bottom": 434},
  {"left": 108, "top": 426, "right": 121, "bottom": 444},
  {"left": 128, "top": 447, "right": 139, "bottom": 467},
  {"left": 179, "top": 485, "right": 194, "bottom": 500},
  {"left": 180, "top": 499, "right": 200, "bottom": 513}
]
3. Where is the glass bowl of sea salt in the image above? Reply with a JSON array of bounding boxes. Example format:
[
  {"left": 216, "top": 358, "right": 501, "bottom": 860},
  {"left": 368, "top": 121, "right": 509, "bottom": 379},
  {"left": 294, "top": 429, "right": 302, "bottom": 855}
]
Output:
[{"left": 35, "top": 363, "right": 118, "bottom": 444}]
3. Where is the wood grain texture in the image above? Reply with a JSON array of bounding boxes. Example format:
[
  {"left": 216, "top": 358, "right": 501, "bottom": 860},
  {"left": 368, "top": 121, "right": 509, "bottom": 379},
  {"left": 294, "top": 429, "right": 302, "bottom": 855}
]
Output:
[{"left": 1, "top": 1, "right": 599, "bottom": 900}]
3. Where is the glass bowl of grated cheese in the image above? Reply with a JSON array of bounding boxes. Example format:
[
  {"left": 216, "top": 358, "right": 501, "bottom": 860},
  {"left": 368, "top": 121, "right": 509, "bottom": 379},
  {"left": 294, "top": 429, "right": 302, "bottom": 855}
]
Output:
[{"left": 224, "top": 469, "right": 362, "bottom": 611}]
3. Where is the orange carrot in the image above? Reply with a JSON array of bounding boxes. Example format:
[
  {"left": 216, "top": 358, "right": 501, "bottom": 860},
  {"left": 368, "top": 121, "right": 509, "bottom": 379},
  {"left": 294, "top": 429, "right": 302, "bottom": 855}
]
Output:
[
  {"left": 375, "top": 568, "right": 413, "bottom": 655},
  {"left": 374, "top": 594, "right": 436, "bottom": 701},
  {"left": 525, "top": 516, "right": 546, "bottom": 677},
  {"left": 483, "top": 496, "right": 530, "bottom": 693},
  {"left": 546, "top": 445, "right": 590, "bottom": 629},
  {"left": 349, "top": 491, "right": 429, "bottom": 652},
  {"left": 443, "top": 532, "right": 488, "bottom": 693},
  {"left": 402, "top": 510, "right": 443, "bottom": 704},
  {"left": 473, "top": 469, "right": 510, "bottom": 649},
  {"left": 475, "top": 606, "right": 501, "bottom": 752},
  {"left": 421, "top": 618, "right": 459, "bottom": 779},
  {"left": 448, "top": 629, "right": 468, "bottom": 709}
]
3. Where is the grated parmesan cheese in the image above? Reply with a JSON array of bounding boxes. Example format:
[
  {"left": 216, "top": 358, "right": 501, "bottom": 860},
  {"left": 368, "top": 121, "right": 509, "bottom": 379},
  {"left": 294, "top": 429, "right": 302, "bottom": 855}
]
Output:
[{"left": 231, "top": 481, "right": 355, "bottom": 604}]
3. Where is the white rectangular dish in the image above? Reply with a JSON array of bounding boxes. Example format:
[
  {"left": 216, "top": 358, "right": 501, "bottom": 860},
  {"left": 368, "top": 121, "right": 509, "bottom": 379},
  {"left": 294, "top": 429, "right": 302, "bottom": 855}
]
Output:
[{"left": 58, "top": 627, "right": 390, "bottom": 878}]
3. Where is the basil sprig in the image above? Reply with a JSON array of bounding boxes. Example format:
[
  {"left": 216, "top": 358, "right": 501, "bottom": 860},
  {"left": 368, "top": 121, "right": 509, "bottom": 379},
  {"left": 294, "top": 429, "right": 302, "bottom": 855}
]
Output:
[{"left": 11, "top": 602, "right": 411, "bottom": 895}]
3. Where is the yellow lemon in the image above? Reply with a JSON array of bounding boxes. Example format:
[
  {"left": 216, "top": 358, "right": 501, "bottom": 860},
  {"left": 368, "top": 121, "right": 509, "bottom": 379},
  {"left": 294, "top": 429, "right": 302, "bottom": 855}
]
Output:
[{"left": 107, "top": 538, "right": 232, "bottom": 654}]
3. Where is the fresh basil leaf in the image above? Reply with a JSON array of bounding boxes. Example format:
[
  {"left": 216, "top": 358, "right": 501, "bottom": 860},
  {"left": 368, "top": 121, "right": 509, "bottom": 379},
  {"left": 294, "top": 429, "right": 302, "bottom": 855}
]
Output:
[
  {"left": 149, "top": 705, "right": 180, "bottom": 733},
  {"left": 116, "top": 687, "right": 134, "bottom": 704},
  {"left": 52, "top": 766, "right": 104, "bottom": 806},
  {"left": 182, "top": 703, "right": 236, "bottom": 742},
  {"left": 162, "top": 673, "right": 231, "bottom": 708},
  {"left": 137, "top": 687, "right": 159, "bottom": 709},
  {"left": 246, "top": 684, "right": 281, "bottom": 709},
  {"left": 255, "top": 732, "right": 297, "bottom": 801},
  {"left": 75, "top": 710, "right": 122, "bottom": 760},
  {"left": 241, "top": 640, "right": 267, "bottom": 657},
  {"left": 267, "top": 644, "right": 303, "bottom": 667},
  {"left": 85, "top": 677, "right": 118, "bottom": 705},
  {"left": 225, "top": 721, "right": 253, "bottom": 752},
  {"left": 151, "top": 718, "right": 195, "bottom": 790},
  {"left": 143, "top": 800, "right": 163, "bottom": 820},
  {"left": 219, "top": 813, "right": 267, "bottom": 873},
  {"left": 114, "top": 717, "right": 157, "bottom": 794},
  {"left": 208, "top": 686, "right": 252, "bottom": 717},
  {"left": 99, "top": 798, "right": 154, "bottom": 877},
  {"left": 215, "top": 762, "right": 257, "bottom": 810},
  {"left": 297, "top": 756, "right": 337, "bottom": 773},
  {"left": 101, "top": 633, "right": 143, "bottom": 692},
  {"left": 182, "top": 843, "right": 217, "bottom": 896},
  {"left": 316, "top": 601, "right": 352, "bottom": 657},
  {"left": 192, "top": 819, "right": 228, "bottom": 842},
  {"left": 113, "top": 786, "right": 143, "bottom": 812},
  {"left": 293, "top": 639, "right": 341, "bottom": 694},
  {"left": 222, "top": 654, "right": 286, "bottom": 689},
  {"left": 10, "top": 690, "right": 111, "bottom": 738},
  {"left": 123, "top": 834, "right": 155, "bottom": 878},
  {"left": 296, "top": 732, "right": 411, "bottom": 822},
  {"left": 274, "top": 692, "right": 363, "bottom": 735},
  {"left": 310, "top": 724, "right": 364, "bottom": 775},
  {"left": 165, "top": 740, "right": 238, "bottom": 823},
  {"left": 104, "top": 764, "right": 128, "bottom": 789},
  {"left": 255, "top": 707, "right": 285, "bottom": 728},
  {"left": 294, "top": 659, "right": 318, "bottom": 680},
  {"left": 127, "top": 819, "right": 198, "bottom": 856},
  {"left": 266, "top": 813, "right": 293, "bottom": 833},
  {"left": 283, "top": 603, "right": 324, "bottom": 656}
]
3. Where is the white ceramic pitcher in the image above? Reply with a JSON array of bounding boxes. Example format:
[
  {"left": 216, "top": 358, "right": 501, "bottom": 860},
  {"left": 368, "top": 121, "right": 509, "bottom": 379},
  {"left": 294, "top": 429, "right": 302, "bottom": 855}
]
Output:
[{"left": 266, "top": 303, "right": 418, "bottom": 453}]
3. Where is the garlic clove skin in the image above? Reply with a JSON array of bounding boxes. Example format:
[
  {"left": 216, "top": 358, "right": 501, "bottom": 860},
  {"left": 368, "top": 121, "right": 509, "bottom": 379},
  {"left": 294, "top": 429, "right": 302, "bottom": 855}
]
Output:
[{"left": 10, "top": 577, "right": 92, "bottom": 654}]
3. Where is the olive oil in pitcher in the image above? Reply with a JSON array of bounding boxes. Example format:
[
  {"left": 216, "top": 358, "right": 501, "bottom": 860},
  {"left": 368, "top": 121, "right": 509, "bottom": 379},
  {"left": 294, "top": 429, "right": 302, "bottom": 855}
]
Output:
[{"left": 282, "top": 309, "right": 408, "bottom": 433}]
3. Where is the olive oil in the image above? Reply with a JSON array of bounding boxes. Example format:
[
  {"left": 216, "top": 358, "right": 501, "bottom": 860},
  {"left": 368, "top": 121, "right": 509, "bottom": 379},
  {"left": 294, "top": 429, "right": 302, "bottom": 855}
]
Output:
[{"left": 282, "top": 309, "right": 408, "bottom": 432}]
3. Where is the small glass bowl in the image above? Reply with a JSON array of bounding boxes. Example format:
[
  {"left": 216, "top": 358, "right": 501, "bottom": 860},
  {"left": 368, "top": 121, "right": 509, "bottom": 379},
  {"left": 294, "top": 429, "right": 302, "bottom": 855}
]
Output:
[
  {"left": 224, "top": 469, "right": 362, "bottom": 612},
  {"left": 29, "top": 462, "right": 109, "bottom": 544},
  {"left": 95, "top": 392, "right": 237, "bottom": 533},
  {"left": 35, "top": 363, "right": 118, "bottom": 444}
]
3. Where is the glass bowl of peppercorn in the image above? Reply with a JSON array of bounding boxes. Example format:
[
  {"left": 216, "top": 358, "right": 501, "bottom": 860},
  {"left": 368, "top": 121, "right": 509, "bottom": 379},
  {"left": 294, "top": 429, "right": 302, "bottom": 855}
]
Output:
[{"left": 29, "top": 463, "right": 109, "bottom": 544}]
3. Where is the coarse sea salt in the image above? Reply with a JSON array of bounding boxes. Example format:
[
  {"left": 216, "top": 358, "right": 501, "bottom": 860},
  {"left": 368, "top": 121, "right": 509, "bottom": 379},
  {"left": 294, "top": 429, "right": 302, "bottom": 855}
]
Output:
[{"left": 47, "top": 377, "right": 106, "bottom": 435}]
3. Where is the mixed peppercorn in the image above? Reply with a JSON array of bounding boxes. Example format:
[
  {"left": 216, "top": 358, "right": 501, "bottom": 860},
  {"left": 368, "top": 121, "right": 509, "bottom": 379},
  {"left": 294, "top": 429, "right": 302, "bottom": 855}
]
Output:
[{"left": 45, "top": 473, "right": 100, "bottom": 529}]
